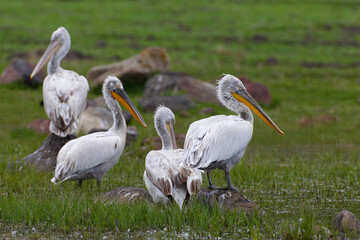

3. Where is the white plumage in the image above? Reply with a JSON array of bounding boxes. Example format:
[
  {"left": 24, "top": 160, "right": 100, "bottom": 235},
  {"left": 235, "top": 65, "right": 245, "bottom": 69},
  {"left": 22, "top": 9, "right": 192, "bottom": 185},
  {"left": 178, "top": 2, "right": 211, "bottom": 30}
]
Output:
[
  {"left": 31, "top": 27, "right": 89, "bottom": 137},
  {"left": 144, "top": 106, "right": 202, "bottom": 208},
  {"left": 51, "top": 76, "right": 147, "bottom": 186},
  {"left": 183, "top": 74, "right": 283, "bottom": 191}
]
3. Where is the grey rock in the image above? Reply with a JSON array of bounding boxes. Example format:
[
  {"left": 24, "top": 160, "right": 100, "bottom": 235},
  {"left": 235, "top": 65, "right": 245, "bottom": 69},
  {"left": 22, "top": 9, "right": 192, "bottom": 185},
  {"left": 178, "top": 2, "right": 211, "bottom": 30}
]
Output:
[
  {"left": 103, "top": 187, "right": 153, "bottom": 204},
  {"left": 142, "top": 72, "right": 218, "bottom": 104},
  {"left": 86, "top": 47, "right": 170, "bottom": 86},
  {"left": 197, "top": 188, "right": 258, "bottom": 216},
  {"left": 76, "top": 106, "right": 132, "bottom": 135},
  {"left": 24, "top": 133, "right": 76, "bottom": 171},
  {"left": 334, "top": 210, "right": 360, "bottom": 232},
  {"left": 139, "top": 95, "right": 194, "bottom": 112}
]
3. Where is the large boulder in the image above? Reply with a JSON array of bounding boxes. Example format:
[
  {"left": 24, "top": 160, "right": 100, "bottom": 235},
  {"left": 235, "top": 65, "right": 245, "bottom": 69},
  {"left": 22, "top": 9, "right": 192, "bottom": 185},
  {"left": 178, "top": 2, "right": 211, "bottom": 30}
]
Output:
[
  {"left": 239, "top": 76, "right": 272, "bottom": 106},
  {"left": 0, "top": 58, "right": 45, "bottom": 87},
  {"left": 141, "top": 72, "right": 218, "bottom": 104},
  {"left": 86, "top": 47, "right": 170, "bottom": 86},
  {"left": 141, "top": 72, "right": 273, "bottom": 107},
  {"left": 139, "top": 95, "right": 194, "bottom": 112}
]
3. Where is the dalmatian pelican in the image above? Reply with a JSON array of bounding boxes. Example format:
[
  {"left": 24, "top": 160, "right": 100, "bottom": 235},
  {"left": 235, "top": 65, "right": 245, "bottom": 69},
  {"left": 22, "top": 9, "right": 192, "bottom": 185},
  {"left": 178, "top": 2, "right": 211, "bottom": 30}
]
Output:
[
  {"left": 31, "top": 26, "right": 89, "bottom": 137},
  {"left": 144, "top": 106, "right": 202, "bottom": 208},
  {"left": 183, "top": 74, "right": 283, "bottom": 191},
  {"left": 51, "top": 76, "right": 147, "bottom": 186}
]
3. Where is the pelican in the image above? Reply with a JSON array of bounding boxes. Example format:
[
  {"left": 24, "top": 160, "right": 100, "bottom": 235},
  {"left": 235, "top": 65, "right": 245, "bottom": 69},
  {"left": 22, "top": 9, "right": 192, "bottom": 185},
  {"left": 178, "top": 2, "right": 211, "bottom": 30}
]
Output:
[
  {"left": 144, "top": 106, "right": 202, "bottom": 208},
  {"left": 31, "top": 27, "right": 89, "bottom": 137},
  {"left": 51, "top": 76, "right": 147, "bottom": 186},
  {"left": 183, "top": 74, "right": 283, "bottom": 191}
]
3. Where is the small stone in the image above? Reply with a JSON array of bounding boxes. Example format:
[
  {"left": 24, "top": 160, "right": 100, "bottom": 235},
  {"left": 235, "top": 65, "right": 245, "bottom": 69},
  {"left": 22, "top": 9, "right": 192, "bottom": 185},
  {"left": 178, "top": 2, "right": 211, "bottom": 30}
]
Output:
[
  {"left": 103, "top": 187, "right": 153, "bottom": 204},
  {"left": 197, "top": 188, "right": 258, "bottom": 216},
  {"left": 334, "top": 210, "right": 360, "bottom": 232},
  {"left": 27, "top": 119, "right": 50, "bottom": 134}
]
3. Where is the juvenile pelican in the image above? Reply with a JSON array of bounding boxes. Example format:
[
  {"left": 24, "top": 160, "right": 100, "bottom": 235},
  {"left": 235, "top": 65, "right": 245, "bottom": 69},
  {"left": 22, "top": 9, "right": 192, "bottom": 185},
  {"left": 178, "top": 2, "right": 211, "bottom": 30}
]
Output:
[
  {"left": 31, "top": 27, "right": 89, "bottom": 137},
  {"left": 51, "top": 76, "right": 147, "bottom": 186},
  {"left": 183, "top": 74, "right": 283, "bottom": 191},
  {"left": 144, "top": 106, "right": 202, "bottom": 208}
]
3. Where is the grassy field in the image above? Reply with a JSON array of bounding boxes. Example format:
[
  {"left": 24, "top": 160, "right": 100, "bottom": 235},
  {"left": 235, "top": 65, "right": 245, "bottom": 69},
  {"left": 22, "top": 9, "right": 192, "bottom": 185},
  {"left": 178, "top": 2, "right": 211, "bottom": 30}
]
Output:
[{"left": 1, "top": 0, "right": 360, "bottom": 238}]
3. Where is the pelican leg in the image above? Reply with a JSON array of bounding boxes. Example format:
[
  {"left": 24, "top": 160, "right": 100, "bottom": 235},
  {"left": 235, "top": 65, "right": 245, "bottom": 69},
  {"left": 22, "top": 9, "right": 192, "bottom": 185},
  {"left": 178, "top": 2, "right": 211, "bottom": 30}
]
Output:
[
  {"left": 77, "top": 180, "right": 83, "bottom": 187},
  {"left": 96, "top": 180, "right": 101, "bottom": 188},
  {"left": 207, "top": 171, "right": 219, "bottom": 190},
  {"left": 221, "top": 171, "right": 239, "bottom": 192}
]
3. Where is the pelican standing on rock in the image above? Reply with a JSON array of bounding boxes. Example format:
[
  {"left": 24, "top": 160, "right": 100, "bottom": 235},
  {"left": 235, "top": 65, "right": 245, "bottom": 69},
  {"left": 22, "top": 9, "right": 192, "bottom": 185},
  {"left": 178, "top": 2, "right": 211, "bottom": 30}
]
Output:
[
  {"left": 183, "top": 74, "right": 284, "bottom": 191},
  {"left": 51, "top": 76, "right": 147, "bottom": 186},
  {"left": 31, "top": 27, "right": 89, "bottom": 137},
  {"left": 144, "top": 106, "right": 202, "bottom": 208}
]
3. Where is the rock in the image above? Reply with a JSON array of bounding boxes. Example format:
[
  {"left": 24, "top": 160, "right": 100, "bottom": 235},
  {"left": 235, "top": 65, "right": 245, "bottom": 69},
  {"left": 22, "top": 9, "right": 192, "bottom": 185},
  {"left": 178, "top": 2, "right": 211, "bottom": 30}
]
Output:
[
  {"left": 142, "top": 72, "right": 218, "bottom": 104},
  {"left": 239, "top": 76, "right": 272, "bottom": 105},
  {"left": 334, "top": 210, "right": 360, "bottom": 232},
  {"left": 0, "top": 58, "right": 45, "bottom": 87},
  {"left": 142, "top": 133, "right": 186, "bottom": 150},
  {"left": 24, "top": 133, "right": 76, "bottom": 171},
  {"left": 27, "top": 119, "right": 50, "bottom": 134},
  {"left": 86, "top": 47, "right": 170, "bottom": 86},
  {"left": 142, "top": 72, "right": 272, "bottom": 106},
  {"left": 139, "top": 95, "right": 194, "bottom": 112},
  {"left": 125, "top": 126, "right": 138, "bottom": 147},
  {"left": 102, "top": 187, "right": 153, "bottom": 204},
  {"left": 76, "top": 106, "right": 132, "bottom": 135},
  {"left": 197, "top": 188, "right": 258, "bottom": 216}
]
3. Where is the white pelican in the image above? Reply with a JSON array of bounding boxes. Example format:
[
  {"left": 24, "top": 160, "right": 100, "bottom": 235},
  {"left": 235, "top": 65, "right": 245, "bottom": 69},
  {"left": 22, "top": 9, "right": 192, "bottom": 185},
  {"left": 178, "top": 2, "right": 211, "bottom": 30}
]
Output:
[
  {"left": 183, "top": 74, "right": 283, "bottom": 191},
  {"left": 51, "top": 76, "right": 147, "bottom": 186},
  {"left": 31, "top": 27, "right": 89, "bottom": 137},
  {"left": 144, "top": 106, "right": 202, "bottom": 208}
]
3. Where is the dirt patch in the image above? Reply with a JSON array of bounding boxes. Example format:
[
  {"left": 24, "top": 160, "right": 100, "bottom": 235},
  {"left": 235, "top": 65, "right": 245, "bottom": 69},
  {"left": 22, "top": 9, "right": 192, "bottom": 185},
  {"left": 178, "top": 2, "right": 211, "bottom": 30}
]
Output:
[
  {"left": 301, "top": 61, "right": 360, "bottom": 69},
  {"left": 252, "top": 34, "right": 268, "bottom": 43},
  {"left": 298, "top": 115, "right": 339, "bottom": 127}
]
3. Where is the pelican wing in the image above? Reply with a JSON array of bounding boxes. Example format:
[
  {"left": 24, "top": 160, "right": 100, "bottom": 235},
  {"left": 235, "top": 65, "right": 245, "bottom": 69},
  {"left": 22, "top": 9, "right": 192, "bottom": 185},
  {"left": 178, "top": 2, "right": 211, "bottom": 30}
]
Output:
[
  {"left": 183, "top": 115, "right": 253, "bottom": 169},
  {"left": 145, "top": 150, "right": 190, "bottom": 196},
  {"left": 43, "top": 70, "right": 89, "bottom": 137},
  {"left": 53, "top": 132, "right": 122, "bottom": 183}
]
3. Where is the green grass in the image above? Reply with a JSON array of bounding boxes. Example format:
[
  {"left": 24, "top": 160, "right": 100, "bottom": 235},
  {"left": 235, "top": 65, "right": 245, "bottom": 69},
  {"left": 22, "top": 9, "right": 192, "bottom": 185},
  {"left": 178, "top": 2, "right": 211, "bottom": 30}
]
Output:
[{"left": 1, "top": 0, "right": 360, "bottom": 238}]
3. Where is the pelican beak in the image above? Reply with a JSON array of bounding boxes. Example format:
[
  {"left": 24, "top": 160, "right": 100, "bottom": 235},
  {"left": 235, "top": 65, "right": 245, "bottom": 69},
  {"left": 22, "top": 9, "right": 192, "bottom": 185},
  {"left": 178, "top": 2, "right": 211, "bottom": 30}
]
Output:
[
  {"left": 30, "top": 39, "right": 61, "bottom": 79},
  {"left": 111, "top": 88, "right": 148, "bottom": 128},
  {"left": 232, "top": 89, "right": 284, "bottom": 135},
  {"left": 166, "top": 122, "right": 177, "bottom": 149}
]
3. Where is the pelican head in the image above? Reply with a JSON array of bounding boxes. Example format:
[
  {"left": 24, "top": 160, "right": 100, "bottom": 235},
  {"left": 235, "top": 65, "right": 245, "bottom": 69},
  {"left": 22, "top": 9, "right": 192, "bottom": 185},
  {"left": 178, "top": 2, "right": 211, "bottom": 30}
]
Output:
[
  {"left": 31, "top": 27, "right": 71, "bottom": 78},
  {"left": 154, "top": 106, "right": 177, "bottom": 150},
  {"left": 218, "top": 74, "right": 284, "bottom": 135},
  {"left": 103, "top": 76, "right": 147, "bottom": 128}
]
